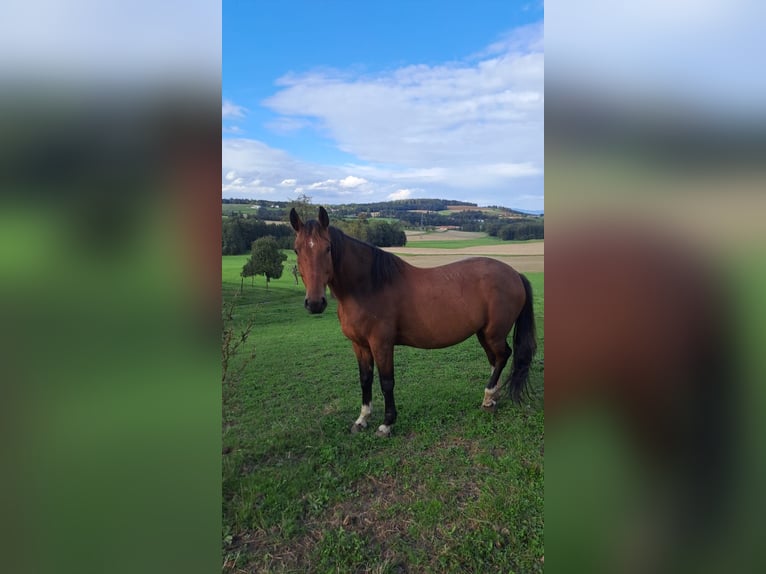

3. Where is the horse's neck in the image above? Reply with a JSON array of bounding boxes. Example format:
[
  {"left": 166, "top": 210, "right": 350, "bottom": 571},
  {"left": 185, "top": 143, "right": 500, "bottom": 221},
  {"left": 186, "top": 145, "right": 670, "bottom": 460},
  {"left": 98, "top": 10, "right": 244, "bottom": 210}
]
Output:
[{"left": 329, "top": 237, "right": 372, "bottom": 300}]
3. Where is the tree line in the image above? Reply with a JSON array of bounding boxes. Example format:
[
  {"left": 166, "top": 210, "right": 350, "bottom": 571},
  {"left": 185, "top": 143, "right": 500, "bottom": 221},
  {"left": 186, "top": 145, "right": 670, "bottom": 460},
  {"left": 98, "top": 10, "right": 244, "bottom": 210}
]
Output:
[
  {"left": 222, "top": 197, "right": 543, "bottom": 256},
  {"left": 332, "top": 218, "right": 407, "bottom": 248},
  {"left": 222, "top": 215, "right": 295, "bottom": 255},
  {"left": 486, "top": 219, "right": 545, "bottom": 241},
  {"left": 222, "top": 213, "right": 407, "bottom": 255}
]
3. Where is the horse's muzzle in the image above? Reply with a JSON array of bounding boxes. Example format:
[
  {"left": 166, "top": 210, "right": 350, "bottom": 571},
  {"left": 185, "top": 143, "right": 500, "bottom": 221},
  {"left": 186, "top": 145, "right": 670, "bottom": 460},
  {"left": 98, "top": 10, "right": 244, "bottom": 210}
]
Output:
[{"left": 305, "top": 296, "right": 327, "bottom": 314}]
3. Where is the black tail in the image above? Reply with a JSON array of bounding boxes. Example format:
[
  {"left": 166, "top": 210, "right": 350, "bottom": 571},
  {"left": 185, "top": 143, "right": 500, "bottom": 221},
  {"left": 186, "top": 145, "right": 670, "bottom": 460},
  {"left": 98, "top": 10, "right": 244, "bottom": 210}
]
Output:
[{"left": 509, "top": 274, "right": 537, "bottom": 403}]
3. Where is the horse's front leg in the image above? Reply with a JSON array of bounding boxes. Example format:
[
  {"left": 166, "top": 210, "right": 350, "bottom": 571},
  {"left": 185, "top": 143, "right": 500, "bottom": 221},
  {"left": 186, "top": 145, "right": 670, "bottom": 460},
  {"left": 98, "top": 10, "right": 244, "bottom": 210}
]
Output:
[
  {"left": 350, "top": 343, "right": 374, "bottom": 433},
  {"left": 371, "top": 343, "right": 396, "bottom": 437}
]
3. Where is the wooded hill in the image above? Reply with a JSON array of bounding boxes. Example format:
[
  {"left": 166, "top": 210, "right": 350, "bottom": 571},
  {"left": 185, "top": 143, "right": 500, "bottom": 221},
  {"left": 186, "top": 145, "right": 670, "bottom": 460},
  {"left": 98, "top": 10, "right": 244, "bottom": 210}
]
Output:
[{"left": 222, "top": 198, "right": 543, "bottom": 255}]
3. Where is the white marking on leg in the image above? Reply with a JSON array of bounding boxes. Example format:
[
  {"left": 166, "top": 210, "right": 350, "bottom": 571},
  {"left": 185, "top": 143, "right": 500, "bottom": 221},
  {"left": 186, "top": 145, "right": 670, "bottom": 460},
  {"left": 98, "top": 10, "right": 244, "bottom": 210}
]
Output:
[
  {"left": 354, "top": 404, "right": 372, "bottom": 428},
  {"left": 376, "top": 424, "right": 391, "bottom": 437},
  {"left": 482, "top": 387, "right": 498, "bottom": 408}
]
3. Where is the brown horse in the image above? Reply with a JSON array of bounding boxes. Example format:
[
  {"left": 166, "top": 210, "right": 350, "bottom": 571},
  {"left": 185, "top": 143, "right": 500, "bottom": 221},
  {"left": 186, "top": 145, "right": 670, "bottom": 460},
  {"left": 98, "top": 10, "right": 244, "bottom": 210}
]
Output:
[{"left": 290, "top": 206, "right": 537, "bottom": 437}]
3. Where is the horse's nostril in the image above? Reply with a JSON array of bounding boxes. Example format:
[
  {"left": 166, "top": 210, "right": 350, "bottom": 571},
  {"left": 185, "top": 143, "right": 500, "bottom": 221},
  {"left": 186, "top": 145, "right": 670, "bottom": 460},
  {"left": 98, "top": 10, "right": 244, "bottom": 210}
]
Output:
[{"left": 304, "top": 296, "right": 327, "bottom": 314}]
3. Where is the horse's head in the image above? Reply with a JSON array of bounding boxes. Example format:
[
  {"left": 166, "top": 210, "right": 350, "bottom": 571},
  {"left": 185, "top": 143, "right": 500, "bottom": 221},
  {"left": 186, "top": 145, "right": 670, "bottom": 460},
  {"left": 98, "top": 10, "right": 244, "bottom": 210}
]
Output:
[{"left": 290, "top": 206, "right": 332, "bottom": 314}]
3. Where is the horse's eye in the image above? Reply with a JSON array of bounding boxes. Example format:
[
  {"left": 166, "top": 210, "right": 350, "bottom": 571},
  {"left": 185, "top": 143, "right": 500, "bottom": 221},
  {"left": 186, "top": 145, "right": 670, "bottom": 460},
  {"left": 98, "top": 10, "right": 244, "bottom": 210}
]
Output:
[
  {"left": 325, "top": 245, "right": 331, "bottom": 253},
  {"left": 294, "top": 249, "right": 299, "bottom": 255}
]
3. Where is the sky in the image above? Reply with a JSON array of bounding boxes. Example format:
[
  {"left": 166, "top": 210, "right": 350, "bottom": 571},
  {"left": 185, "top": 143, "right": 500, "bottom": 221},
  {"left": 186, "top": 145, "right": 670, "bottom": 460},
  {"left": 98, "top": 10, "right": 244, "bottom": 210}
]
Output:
[{"left": 223, "top": 1, "right": 544, "bottom": 211}]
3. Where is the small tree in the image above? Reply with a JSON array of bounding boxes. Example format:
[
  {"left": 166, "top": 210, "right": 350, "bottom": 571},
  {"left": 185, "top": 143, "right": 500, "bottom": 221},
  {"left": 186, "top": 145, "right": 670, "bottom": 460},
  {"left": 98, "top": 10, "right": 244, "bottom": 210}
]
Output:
[
  {"left": 240, "top": 259, "right": 255, "bottom": 292},
  {"left": 285, "top": 193, "right": 313, "bottom": 223},
  {"left": 244, "top": 236, "right": 287, "bottom": 289}
]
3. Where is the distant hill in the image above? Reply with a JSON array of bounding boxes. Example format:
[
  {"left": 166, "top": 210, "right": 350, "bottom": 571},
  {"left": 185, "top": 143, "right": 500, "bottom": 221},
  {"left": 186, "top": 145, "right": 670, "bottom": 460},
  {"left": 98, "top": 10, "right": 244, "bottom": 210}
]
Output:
[
  {"left": 511, "top": 208, "right": 544, "bottom": 216},
  {"left": 222, "top": 197, "right": 543, "bottom": 253},
  {"left": 222, "top": 197, "right": 539, "bottom": 217}
]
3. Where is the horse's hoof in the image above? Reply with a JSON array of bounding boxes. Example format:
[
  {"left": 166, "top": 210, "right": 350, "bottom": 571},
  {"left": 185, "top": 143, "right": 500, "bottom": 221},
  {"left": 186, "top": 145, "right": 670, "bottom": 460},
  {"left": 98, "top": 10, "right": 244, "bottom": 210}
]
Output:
[
  {"left": 375, "top": 424, "right": 392, "bottom": 438},
  {"left": 350, "top": 423, "right": 365, "bottom": 434},
  {"left": 481, "top": 402, "right": 497, "bottom": 413}
]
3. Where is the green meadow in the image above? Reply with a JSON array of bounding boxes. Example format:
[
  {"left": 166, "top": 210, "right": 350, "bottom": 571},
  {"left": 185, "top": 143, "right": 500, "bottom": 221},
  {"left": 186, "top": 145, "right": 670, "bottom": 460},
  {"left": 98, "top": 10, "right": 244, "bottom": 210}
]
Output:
[
  {"left": 222, "top": 250, "right": 544, "bottom": 573},
  {"left": 400, "top": 236, "right": 506, "bottom": 249}
]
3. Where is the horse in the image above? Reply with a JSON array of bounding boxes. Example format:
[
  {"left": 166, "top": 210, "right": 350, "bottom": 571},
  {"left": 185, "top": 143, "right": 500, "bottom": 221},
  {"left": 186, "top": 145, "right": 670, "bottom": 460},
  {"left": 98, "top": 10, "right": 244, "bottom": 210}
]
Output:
[{"left": 290, "top": 206, "right": 537, "bottom": 437}]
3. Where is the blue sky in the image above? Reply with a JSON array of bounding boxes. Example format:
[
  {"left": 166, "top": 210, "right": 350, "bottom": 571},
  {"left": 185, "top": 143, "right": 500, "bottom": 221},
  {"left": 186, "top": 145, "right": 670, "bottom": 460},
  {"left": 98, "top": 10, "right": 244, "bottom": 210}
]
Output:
[{"left": 223, "top": 1, "right": 544, "bottom": 210}]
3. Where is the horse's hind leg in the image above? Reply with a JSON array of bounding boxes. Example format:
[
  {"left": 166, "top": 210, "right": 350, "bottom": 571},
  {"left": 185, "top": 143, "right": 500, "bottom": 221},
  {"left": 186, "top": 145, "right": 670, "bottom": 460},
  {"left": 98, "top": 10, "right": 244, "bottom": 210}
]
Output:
[
  {"left": 477, "top": 330, "right": 511, "bottom": 410},
  {"left": 350, "top": 343, "right": 374, "bottom": 433}
]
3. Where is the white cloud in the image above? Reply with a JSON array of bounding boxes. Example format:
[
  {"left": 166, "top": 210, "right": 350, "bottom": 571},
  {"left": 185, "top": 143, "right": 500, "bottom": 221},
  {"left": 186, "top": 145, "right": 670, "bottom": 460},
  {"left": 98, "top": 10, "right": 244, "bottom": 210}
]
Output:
[
  {"left": 339, "top": 175, "right": 367, "bottom": 188},
  {"left": 306, "top": 175, "right": 368, "bottom": 190},
  {"left": 388, "top": 189, "right": 413, "bottom": 201},
  {"left": 223, "top": 22, "right": 544, "bottom": 209},
  {"left": 479, "top": 21, "right": 544, "bottom": 58},
  {"left": 263, "top": 24, "right": 543, "bottom": 174},
  {"left": 222, "top": 139, "right": 309, "bottom": 196},
  {"left": 222, "top": 99, "right": 246, "bottom": 119},
  {"left": 308, "top": 179, "right": 335, "bottom": 189},
  {"left": 266, "top": 116, "right": 314, "bottom": 134},
  {"left": 222, "top": 136, "right": 542, "bottom": 208},
  {"left": 483, "top": 162, "right": 541, "bottom": 178},
  {"left": 351, "top": 162, "right": 538, "bottom": 188}
]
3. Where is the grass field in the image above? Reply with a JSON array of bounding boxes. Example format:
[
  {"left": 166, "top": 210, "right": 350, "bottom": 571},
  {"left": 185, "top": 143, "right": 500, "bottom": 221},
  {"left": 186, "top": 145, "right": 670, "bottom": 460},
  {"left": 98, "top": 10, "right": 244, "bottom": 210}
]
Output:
[
  {"left": 222, "top": 250, "right": 544, "bottom": 573},
  {"left": 222, "top": 203, "right": 260, "bottom": 215},
  {"left": 402, "top": 237, "right": 506, "bottom": 249},
  {"left": 403, "top": 230, "right": 540, "bottom": 249}
]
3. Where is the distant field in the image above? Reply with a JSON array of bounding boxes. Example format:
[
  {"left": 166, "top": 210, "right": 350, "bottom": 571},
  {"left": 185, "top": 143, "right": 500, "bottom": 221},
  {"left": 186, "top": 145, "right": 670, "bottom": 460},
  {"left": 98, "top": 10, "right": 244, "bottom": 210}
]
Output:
[
  {"left": 429, "top": 206, "right": 526, "bottom": 217},
  {"left": 404, "top": 238, "right": 508, "bottom": 249},
  {"left": 405, "top": 230, "right": 499, "bottom": 248},
  {"left": 394, "top": 241, "right": 543, "bottom": 255},
  {"left": 444, "top": 206, "right": 507, "bottom": 215},
  {"left": 222, "top": 203, "right": 260, "bottom": 215},
  {"left": 404, "top": 231, "right": 539, "bottom": 248},
  {"left": 406, "top": 230, "right": 486, "bottom": 240},
  {"left": 389, "top": 235, "right": 545, "bottom": 272}
]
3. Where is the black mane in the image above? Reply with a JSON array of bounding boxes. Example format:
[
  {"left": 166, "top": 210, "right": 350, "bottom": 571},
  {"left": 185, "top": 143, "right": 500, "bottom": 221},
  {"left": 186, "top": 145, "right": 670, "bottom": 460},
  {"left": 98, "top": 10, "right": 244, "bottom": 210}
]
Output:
[{"left": 328, "top": 225, "right": 405, "bottom": 293}]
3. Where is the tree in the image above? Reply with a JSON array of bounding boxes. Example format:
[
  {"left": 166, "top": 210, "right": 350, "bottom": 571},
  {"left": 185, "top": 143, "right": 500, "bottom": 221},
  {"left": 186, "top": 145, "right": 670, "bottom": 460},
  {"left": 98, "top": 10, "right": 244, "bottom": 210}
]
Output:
[
  {"left": 345, "top": 217, "right": 369, "bottom": 242},
  {"left": 244, "top": 236, "right": 287, "bottom": 289},
  {"left": 366, "top": 220, "right": 407, "bottom": 247},
  {"left": 223, "top": 216, "right": 295, "bottom": 255},
  {"left": 240, "top": 258, "right": 255, "bottom": 292},
  {"left": 285, "top": 193, "right": 314, "bottom": 223},
  {"left": 222, "top": 214, "right": 247, "bottom": 255}
]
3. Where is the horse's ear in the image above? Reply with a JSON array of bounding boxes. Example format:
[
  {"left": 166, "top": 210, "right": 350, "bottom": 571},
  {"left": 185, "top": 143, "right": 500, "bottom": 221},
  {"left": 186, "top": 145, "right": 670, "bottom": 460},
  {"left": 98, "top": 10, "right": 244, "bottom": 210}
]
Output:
[
  {"left": 318, "top": 206, "right": 329, "bottom": 229},
  {"left": 289, "top": 208, "right": 303, "bottom": 232}
]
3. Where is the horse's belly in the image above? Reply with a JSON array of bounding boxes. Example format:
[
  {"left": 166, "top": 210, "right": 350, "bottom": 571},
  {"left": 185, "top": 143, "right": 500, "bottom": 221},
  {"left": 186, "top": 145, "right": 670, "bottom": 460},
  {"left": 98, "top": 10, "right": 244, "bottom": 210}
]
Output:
[
  {"left": 397, "top": 331, "right": 474, "bottom": 349},
  {"left": 396, "top": 313, "right": 480, "bottom": 349}
]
